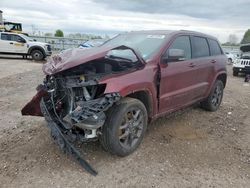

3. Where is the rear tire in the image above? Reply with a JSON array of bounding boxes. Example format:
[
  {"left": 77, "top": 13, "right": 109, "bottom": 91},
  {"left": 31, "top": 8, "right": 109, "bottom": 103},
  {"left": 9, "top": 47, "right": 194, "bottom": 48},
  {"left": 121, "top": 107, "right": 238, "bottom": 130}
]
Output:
[
  {"left": 201, "top": 80, "right": 224, "bottom": 112},
  {"left": 100, "top": 98, "right": 148, "bottom": 157},
  {"left": 31, "top": 50, "right": 44, "bottom": 61}
]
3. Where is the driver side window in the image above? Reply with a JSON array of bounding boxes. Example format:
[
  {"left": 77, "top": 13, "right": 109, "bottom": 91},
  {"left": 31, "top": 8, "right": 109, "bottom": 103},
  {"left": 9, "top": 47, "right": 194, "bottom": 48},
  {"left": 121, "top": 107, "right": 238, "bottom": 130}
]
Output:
[
  {"left": 168, "top": 36, "right": 191, "bottom": 60},
  {"left": 10, "top": 35, "right": 24, "bottom": 42}
]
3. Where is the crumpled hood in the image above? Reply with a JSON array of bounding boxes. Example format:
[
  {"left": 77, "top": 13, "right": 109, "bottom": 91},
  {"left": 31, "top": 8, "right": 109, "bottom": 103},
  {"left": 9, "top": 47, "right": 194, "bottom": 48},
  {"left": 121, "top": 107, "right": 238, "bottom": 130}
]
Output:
[{"left": 43, "top": 45, "right": 145, "bottom": 75}]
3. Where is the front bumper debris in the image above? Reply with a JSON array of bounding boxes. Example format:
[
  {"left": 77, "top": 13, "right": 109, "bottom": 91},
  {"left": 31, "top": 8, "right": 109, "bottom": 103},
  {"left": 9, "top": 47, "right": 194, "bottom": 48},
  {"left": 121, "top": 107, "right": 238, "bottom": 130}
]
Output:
[
  {"left": 40, "top": 99, "right": 98, "bottom": 176},
  {"left": 38, "top": 85, "right": 120, "bottom": 175},
  {"left": 22, "top": 77, "right": 121, "bottom": 175}
]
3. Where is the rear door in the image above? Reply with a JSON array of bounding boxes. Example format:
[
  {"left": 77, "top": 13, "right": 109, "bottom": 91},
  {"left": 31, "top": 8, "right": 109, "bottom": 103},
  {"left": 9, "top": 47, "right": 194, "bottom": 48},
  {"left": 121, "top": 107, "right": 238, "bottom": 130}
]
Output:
[
  {"left": 189, "top": 36, "right": 216, "bottom": 98},
  {"left": 0, "top": 33, "right": 13, "bottom": 53},
  {"left": 159, "top": 35, "right": 198, "bottom": 113}
]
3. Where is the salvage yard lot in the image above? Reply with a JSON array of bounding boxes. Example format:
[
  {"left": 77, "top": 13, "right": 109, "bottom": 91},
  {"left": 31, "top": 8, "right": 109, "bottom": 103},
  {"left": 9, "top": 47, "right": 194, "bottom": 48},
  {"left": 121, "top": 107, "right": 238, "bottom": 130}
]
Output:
[{"left": 0, "top": 56, "right": 250, "bottom": 187}]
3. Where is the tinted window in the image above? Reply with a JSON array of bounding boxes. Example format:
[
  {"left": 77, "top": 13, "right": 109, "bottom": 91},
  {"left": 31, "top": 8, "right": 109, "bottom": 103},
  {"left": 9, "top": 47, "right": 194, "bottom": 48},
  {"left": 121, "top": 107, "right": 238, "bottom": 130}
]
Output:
[
  {"left": 168, "top": 36, "right": 191, "bottom": 59},
  {"left": 10, "top": 35, "right": 23, "bottom": 42},
  {"left": 192, "top": 37, "right": 209, "bottom": 58},
  {"left": 1, "top": 34, "right": 9, "bottom": 40},
  {"left": 208, "top": 39, "right": 222, "bottom": 56}
]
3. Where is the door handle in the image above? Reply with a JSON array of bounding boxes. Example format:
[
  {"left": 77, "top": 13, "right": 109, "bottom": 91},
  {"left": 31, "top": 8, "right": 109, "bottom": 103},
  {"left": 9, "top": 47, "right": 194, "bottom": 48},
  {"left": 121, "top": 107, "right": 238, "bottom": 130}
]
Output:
[
  {"left": 9, "top": 42, "right": 13, "bottom": 44},
  {"left": 188, "top": 63, "right": 196, "bottom": 68},
  {"left": 210, "top": 60, "right": 216, "bottom": 63}
]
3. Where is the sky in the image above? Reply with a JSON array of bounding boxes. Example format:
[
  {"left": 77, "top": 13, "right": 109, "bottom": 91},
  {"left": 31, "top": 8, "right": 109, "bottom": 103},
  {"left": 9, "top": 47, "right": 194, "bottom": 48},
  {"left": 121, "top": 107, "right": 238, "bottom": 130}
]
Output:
[{"left": 1, "top": 0, "right": 249, "bottom": 43}]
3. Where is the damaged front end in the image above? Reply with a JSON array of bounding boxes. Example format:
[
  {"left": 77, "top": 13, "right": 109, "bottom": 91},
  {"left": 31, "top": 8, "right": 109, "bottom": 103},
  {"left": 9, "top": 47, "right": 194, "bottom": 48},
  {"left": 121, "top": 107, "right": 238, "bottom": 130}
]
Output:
[
  {"left": 21, "top": 45, "right": 144, "bottom": 175},
  {"left": 41, "top": 74, "right": 120, "bottom": 140},
  {"left": 39, "top": 74, "right": 120, "bottom": 175}
]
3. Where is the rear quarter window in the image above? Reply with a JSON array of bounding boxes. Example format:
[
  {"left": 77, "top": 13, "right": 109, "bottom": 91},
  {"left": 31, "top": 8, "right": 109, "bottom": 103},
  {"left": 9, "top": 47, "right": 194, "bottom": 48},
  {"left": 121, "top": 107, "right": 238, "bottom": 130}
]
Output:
[
  {"left": 191, "top": 36, "right": 210, "bottom": 58},
  {"left": 208, "top": 39, "right": 222, "bottom": 56}
]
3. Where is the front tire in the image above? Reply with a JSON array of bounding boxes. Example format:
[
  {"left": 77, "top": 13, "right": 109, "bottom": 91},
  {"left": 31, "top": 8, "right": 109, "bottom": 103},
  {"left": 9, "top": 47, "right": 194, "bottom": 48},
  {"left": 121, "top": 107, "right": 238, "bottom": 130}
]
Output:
[
  {"left": 100, "top": 98, "right": 148, "bottom": 157},
  {"left": 201, "top": 80, "right": 224, "bottom": 112},
  {"left": 31, "top": 50, "right": 44, "bottom": 61}
]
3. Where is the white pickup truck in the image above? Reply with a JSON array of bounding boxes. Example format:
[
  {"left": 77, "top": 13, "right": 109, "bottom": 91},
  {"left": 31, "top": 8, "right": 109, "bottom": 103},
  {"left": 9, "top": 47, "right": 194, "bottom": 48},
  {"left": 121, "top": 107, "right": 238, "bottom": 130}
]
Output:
[{"left": 0, "top": 32, "right": 52, "bottom": 60}]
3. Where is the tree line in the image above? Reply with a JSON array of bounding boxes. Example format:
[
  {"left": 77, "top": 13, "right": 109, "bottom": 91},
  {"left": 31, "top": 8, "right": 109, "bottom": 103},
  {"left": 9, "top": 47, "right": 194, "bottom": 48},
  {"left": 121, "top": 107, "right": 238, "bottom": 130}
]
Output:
[
  {"left": 223, "top": 29, "right": 250, "bottom": 46},
  {"left": 44, "top": 29, "right": 104, "bottom": 39}
]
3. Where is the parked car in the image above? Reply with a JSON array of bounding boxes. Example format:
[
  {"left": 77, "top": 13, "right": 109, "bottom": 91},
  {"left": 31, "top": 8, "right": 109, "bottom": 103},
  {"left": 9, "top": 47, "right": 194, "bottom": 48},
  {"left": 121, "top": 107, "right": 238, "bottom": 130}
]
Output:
[
  {"left": 79, "top": 39, "right": 107, "bottom": 49},
  {"left": 233, "top": 43, "right": 250, "bottom": 76},
  {"left": 225, "top": 51, "right": 237, "bottom": 64},
  {"left": 0, "top": 32, "right": 52, "bottom": 60},
  {"left": 22, "top": 30, "right": 227, "bottom": 175}
]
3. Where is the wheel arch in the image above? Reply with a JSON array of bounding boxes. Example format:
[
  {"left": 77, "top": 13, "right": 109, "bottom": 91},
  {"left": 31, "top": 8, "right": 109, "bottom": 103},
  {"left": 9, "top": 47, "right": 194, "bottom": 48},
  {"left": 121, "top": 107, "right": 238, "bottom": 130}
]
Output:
[
  {"left": 126, "top": 90, "right": 154, "bottom": 120},
  {"left": 205, "top": 71, "right": 227, "bottom": 99},
  {"left": 28, "top": 46, "right": 46, "bottom": 56},
  {"left": 216, "top": 73, "right": 227, "bottom": 88}
]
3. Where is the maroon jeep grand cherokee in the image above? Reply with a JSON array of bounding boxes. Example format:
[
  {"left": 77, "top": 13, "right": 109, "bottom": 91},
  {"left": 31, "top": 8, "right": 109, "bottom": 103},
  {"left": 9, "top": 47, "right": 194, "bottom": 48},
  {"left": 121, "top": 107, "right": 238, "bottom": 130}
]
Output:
[{"left": 22, "top": 30, "right": 227, "bottom": 175}]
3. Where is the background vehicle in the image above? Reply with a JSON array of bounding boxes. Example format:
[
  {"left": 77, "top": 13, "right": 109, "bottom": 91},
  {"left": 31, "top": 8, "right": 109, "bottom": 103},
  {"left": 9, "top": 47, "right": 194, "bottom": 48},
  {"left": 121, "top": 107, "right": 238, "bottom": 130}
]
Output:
[
  {"left": 79, "top": 39, "right": 107, "bottom": 49},
  {"left": 22, "top": 30, "right": 227, "bottom": 174},
  {"left": 0, "top": 10, "right": 24, "bottom": 34},
  {"left": 232, "top": 43, "right": 250, "bottom": 76},
  {"left": 225, "top": 51, "right": 237, "bottom": 64},
  {"left": 0, "top": 32, "right": 52, "bottom": 60},
  {"left": 0, "top": 21, "right": 23, "bottom": 33}
]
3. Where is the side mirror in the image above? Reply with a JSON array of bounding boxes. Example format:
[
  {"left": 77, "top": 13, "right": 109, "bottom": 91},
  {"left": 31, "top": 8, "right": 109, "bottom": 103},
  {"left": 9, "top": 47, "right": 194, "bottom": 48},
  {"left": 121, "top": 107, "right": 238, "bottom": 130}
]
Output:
[
  {"left": 17, "top": 38, "right": 26, "bottom": 43},
  {"left": 162, "top": 49, "right": 185, "bottom": 63}
]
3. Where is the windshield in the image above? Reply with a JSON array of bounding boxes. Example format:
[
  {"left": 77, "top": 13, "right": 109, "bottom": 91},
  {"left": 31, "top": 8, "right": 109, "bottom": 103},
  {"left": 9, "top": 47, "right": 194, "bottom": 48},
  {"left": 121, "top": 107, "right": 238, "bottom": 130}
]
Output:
[
  {"left": 102, "top": 33, "right": 167, "bottom": 60},
  {"left": 20, "top": 34, "right": 34, "bottom": 42}
]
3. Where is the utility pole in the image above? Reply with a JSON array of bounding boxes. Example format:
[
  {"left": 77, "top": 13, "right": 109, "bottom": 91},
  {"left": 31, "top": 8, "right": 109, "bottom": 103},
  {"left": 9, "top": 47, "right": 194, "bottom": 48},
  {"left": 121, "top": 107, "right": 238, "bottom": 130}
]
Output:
[
  {"left": 31, "top": 24, "right": 37, "bottom": 35},
  {"left": 0, "top": 10, "right": 3, "bottom": 25}
]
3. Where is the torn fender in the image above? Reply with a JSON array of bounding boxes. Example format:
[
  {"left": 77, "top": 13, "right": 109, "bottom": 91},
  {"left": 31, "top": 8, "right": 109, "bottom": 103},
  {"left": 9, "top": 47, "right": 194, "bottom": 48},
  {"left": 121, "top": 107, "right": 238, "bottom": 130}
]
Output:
[{"left": 21, "top": 87, "right": 48, "bottom": 116}]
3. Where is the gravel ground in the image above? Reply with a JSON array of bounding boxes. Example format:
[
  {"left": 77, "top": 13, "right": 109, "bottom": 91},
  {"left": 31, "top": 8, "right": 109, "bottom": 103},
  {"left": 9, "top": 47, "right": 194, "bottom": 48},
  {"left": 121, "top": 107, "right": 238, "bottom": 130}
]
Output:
[{"left": 0, "top": 56, "right": 250, "bottom": 188}]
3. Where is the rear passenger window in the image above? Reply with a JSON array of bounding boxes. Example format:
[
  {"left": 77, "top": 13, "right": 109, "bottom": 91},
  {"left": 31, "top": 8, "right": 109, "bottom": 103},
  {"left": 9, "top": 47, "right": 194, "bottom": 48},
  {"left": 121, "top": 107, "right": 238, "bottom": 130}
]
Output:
[
  {"left": 208, "top": 39, "right": 222, "bottom": 56},
  {"left": 168, "top": 36, "right": 191, "bottom": 60},
  {"left": 191, "top": 37, "right": 209, "bottom": 58},
  {"left": 1, "top": 34, "right": 9, "bottom": 40}
]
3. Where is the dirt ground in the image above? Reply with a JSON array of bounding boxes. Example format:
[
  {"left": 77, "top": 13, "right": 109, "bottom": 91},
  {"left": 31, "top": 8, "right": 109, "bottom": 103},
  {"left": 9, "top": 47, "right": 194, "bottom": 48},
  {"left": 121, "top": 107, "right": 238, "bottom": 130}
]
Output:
[{"left": 0, "top": 56, "right": 249, "bottom": 188}]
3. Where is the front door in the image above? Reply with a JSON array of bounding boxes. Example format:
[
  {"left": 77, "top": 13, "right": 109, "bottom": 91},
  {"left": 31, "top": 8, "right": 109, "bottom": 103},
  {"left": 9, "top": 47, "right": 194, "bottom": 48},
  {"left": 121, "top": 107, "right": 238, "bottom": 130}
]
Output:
[
  {"left": 159, "top": 35, "right": 199, "bottom": 114},
  {"left": 9, "top": 34, "right": 27, "bottom": 53}
]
